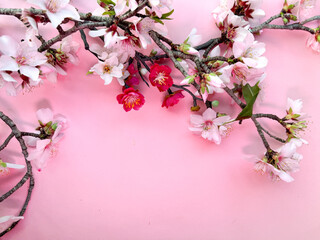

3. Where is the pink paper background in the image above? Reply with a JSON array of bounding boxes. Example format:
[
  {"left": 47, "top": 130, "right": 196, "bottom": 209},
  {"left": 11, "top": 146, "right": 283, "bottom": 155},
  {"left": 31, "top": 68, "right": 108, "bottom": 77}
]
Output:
[{"left": 1, "top": 0, "right": 320, "bottom": 239}]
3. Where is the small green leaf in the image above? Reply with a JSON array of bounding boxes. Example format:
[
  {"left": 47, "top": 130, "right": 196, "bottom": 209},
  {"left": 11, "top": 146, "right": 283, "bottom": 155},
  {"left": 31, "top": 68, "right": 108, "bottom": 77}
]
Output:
[
  {"left": 161, "top": 9, "right": 174, "bottom": 19},
  {"left": 212, "top": 100, "right": 219, "bottom": 107},
  {"left": 52, "top": 123, "right": 58, "bottom": 130},
  {"left": 0, "top": 162, "right": 7, "bottom": 168},
  {"left": 87, "top": 71, "right": 94, "bottom": 75},
  {"left": 103, "top": 10, "right": 115, "bottom": 16},
  {"left": 236, "top": 82, "right": 260, "bottom": 120},
  {"left": 152, "top": 17, "right": 164, "bottom": 25},
  {"left": 100, "top": 0, "right": 115, "bottom": 5}
]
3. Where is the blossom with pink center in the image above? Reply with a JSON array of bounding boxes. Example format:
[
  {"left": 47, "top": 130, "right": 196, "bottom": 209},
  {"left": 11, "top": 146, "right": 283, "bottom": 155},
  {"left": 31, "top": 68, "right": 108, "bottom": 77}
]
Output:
[
  {"left": 149, "top": 64, "right": 173, "bottom": 92},
  {"left": 89, "top": 53, "right": 125, "bottom": 86},
  {"left": 233, "top": 32, "right": 268, "bottom": 68},
  {"left": 26, "top": 108, "right": 67, "bottom": 171},
  {"left": 189, "top": 108, "right": 232, "bottom": 144},
  {"left": 117, "top": 87, "right": 145, "bottom": 112},
  {"left": 0, "top": 35, "right": 47, "bottom": 82},
  {"left": 162, "top": 90, "right": 184, "bottom": 108},
  {"left": 27, "top": 0, "right": 80, "bottom": 28},
  {"left": 212, "top": 0, "right": 265, "bottom": 26},
  {"left": 306, "top": 33, "right": 320, "bottom": 53},
  {"left": 230, "top": 62, "right": 264, "bottom": 85}
]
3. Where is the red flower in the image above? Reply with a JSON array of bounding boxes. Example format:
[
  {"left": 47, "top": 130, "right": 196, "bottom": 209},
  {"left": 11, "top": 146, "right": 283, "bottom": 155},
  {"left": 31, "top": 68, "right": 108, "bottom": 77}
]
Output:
[
  {"left": 117, "top": 88, "right": 145, "bottom": 112},
  {"left": 162, "top": 90, "right": 185, "bottom": 108},
  {"left": 126, "top": 64, "right": 139, "bottom": 86},
  {"left": 149, "top": 64, "right": 173, "bottom": 92}
]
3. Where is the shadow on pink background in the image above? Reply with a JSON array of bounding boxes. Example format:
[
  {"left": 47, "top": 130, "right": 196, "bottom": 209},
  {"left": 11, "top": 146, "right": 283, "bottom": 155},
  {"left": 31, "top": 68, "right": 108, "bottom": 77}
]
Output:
[{"left": 0, "top": 0, "right": 320, "bottom": 239}]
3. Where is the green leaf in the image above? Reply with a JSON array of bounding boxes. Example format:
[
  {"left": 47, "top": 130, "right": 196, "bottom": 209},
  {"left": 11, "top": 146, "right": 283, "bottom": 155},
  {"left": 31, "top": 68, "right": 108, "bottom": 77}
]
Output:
[
  {"left": 102, "top": 10, "right": 115, "bottom": 16},
  {"left": 52, "top": 123, "right": 58, "bottom": 131},
  {"left": 236, "top": 82, "right": 260, "bottom": 120},
  {"left": 0, "top": 162, "right": 7, "bottom": 168},
  {"left": 100, "top": 0, "right": 115, "bottom": 5},
  {"left": 151, "top": 16, "right": 164, "bottom": 25},
  {"left": 161, "top": 9, "right": 174, "bottom": 19}
]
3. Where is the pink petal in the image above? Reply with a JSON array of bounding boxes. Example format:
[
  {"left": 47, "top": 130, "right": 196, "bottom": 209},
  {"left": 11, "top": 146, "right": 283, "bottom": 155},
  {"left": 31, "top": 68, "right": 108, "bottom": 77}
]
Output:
[{"left": 37, "top": 108, "right": 54, "bottom": 124}]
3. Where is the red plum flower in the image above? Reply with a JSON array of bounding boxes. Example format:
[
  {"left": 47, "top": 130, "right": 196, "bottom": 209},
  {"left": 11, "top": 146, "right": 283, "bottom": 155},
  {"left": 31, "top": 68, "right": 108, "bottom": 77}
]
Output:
[
  {"left": 149, "top": 64, "right": 173, "bottom": 92},
  {"left": 162, "top": 90, "right": 184, "bottom": 108},
  {"left": 117, "top": 87, "right": 145, "bottom": 112}
]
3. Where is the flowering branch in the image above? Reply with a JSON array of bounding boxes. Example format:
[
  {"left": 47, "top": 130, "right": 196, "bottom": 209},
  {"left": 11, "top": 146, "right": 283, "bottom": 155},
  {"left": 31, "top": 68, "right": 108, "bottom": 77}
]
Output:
[{"left": 0, "top": 0, "right": 317, "bottom": 236}]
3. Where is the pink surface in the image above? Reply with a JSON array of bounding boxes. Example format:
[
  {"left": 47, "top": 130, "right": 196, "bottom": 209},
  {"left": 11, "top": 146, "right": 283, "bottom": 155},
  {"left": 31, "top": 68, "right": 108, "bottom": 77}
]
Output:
[{"left": 1, "top": 0, "right": 320, "bottom": 239}]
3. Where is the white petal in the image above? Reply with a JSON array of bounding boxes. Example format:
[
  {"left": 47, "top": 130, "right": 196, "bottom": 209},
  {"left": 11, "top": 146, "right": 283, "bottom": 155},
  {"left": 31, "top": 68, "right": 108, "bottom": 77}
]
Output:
[
  {"left": 202, "top": 108, "right": 217, "bottom": 121},
  {"left": 5, "top": 162, "right": 25, "bottom": 169},
  {"left": 89, "top": 29, "right": 107, "bottom": 38},
  {"left": 0, "top": 72, "right": 17, "bottom": 82},
  {"left": 20, "top": 65, "right": 40, "bottom": 81},
  {"left": 0, "top": 55, "right": 19, "bottom": 71},
  {"left": 0, "top": 36, "right": 19, "bottom": 56}
]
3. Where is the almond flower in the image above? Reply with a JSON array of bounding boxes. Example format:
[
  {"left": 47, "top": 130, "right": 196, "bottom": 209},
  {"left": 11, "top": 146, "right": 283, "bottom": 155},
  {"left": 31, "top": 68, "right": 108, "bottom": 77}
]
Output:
[
  {"left": 89, "top": 52, "right": 125, "bottom": 86},
  {"left": 306, "top": 33, "right": 320, "bottom": 53},
  {"left": 117, "top": 87, "right": 145, "bottom": 112},
  {"left": 149, "top": 64, "right": 173, "bottom": 92},
  {"left": 189, "top": 108, "right": 232, "bottom": 144},
  {"left": 0, "top": 35, "right": 47, "bottom": 83},
  {"left": 26, "top": 108, "right": 67, "bottom": 171},
  {"left": 212, "top": 0, "right": 265, "bottom": 26},
  {"left": 233, "top": 32, "right": 268, "bottom": 68},
  {"left": 254, "top": 140, "right": 304, "bottom": 182},
  {"left": 27, "top": 0, "right": 80, "bottom": 28}
]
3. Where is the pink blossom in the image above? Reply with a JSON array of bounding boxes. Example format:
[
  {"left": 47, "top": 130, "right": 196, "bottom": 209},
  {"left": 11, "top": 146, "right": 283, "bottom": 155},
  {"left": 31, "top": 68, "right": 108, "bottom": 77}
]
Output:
[
  {"left": 306, "top": 33, "right": 320, "bottom": 53},
  {"left": 134, "top": 17, "right": 167, "bottom": 49},
  {"left": 149, "top": 0, "right": 173, "bottom": 17},
  {"left": 254, "top": 160, "right": 294, "bottom": 182},
  {"left": 89, "top": 25, "right": 127, "bottom": 48},
  {"left": 0, "top": 35, "right": 47, "bottom": 82},
  {"left": 230, "top": 62, "right": 264, "bottom": 85},
  {"left": 277, "top": 141, "right": 303, "bottom": 173},
  {"left": 233, "top": 32, "right": 268, "bottom": 68},
  {"left": 189, "top": 108, "right": 232, "bottom": 144},
  {"left": 89, "top": 53, "right": 125, "bottom": 86},
  {"left": 212, "top": 0, "right": 265, "bottom": 26},
  {"left": 27, "top": 0, "right": 80, "bottom": 28},
  {"left": 286, "top": 98, "right": 305, "bottom": 120},
  {"left": 27, "top": 108, "right": 67, "bottom": 171},
  {"left": 113, "top": 0, "right": 138, "bottom": 16},
  {"left": 179, "top": 28, "right": 202, "bottom": 56}
]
